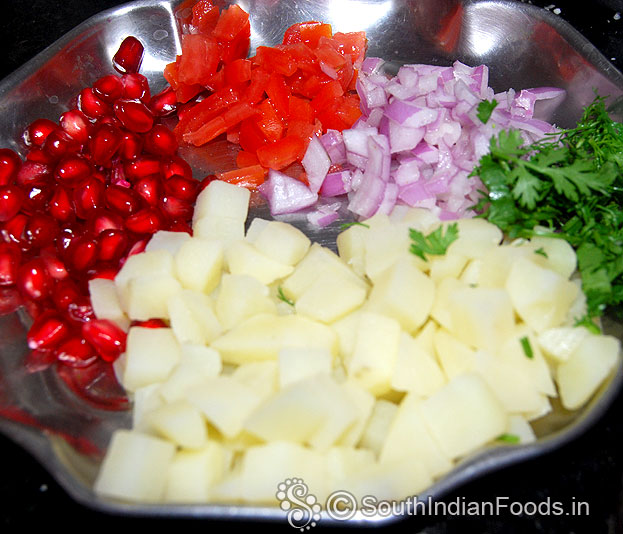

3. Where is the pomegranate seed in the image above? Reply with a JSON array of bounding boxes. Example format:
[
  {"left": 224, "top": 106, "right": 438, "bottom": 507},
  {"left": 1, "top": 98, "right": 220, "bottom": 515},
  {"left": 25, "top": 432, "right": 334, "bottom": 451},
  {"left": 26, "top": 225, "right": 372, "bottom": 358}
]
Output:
[
  {"left": 65, "top": 296, "right": 95, "bottom": 324},
  {"left": 167, "top": 219, "right": 193, "bottom": 235},
  {"left": 148, "top": 86, "right": 177, "bottom": 117},
  {"left": 0, "top": 185, "right": 25, "bottom": 222},
  {"left": 110, "top": 163, "right": 129, "bottom": 187},
  {"left": 0, "top": 149, "right": 22, "bottom": 186},
  {"left": 125, "top": 208, "right": 163, "bottom": 234},
  {"left": 0, "top": 243, "right": 22, "bottom": 286},
  {"left": 160, "top": 196, "right": 193, "bottom": 220},
  {"left": 23, "top": 119, "right": 58, "bottom": 147},
  {"left": 0, "top": 288, "right": 21, "bottom": 317},
  {"left": 88, "top": 264, "right": 119, "bottom": 281},
  {"left": 114, "top": 99, "right": 154, "bottom": 133},
  {"left": 42, "top": 129, "right": 81, "bottom": 161},
  {"left": 82, "top": 319, "right": 127, "bottom": 361},
  {"left": 59, "top": 109, "right": 92, "bottom": 145},
  {"left": 124, "top": 156, "right": 161, "bottom": 181},
  {"left": 17, "top": 258, "right": 51, "bottom": 300},
  {"left": 93, "top": 75, "right": 124, "bottom": 102},
  {"left": 162, "top": 155, "right": 192, "bottom": 180},
  {"left": 22, "top": 183, "right": 53, "bottom": 214},
  {"left": 198, "top": 174, "right": 217, "bottom": 193},
  {"left": 89, "top": 123, "right": 123, "bottom": 165},
  {"left": 49, "top": 186, "right": 75, "bottom": 222},
  {"left": 87, "top": 209, "right": 124, "bottom": 235},
  {"left": 15, "top": 161, "right": 52, "bottom": 187},
  {"left": 27, "top": 310, "right": 70, "bottom": 350},
  {"left": 25, "top": 347, "right": 57, "bottom": 373},
  {"left": 52, "top": 279, "right": 80, "bottom": 312},
  {"left": 73, "top": 178, "right": 105, "bottom": 218},
  {"left": 104, "top": 185, "right": 143, "bottom": 216},
  {"left": 125, "top": 237, "right": 148, "bottom": 258},
  {"left": 2, "top": 213, "right": 28, "bottom": 246},
  {"left": 78, "top": 88, "right": 113, "bottom": 120},
  {"left": 66, "top": 234, "right": 98, "bottom": 271},
  {"left": 118, "top": 131, "right": 143, "bottom": 161},
  {"left": 96, "top": 229, "right": 127, "bottom": 262},
  {"left": 55, "top": 155, "right": 93, "bottom": 186},
  {"left": 113, "top": 36, "right": 144, "bottom": 75},
  {"left": 56, "top": 336, "right": 98, "bottom": 368},
  {"left": 23, "top": 298, "right": 46, "bottom": 320},
  {"left": 40, "top": 248, "right": 69, "bottom": 281},
  {"left": 164, "top": 174, "right": 199, "bottom": 202},
  {"left": 131, "top": 318, "right": 167, "bottom": 328},
  {"left": 134, "top": 175, "right": 162, "bottom": 207},
  {"left": 25, "top": 147, "right": 55, "bottom": 165},
  {"left": 24, "top": 213, "right": 59, "bottom": 249},
  {"left": 55, "top": 224, "right": 79, "bottom": 258},
  {"left": 121, "top": 73, "right": 151, "bottom": 102},
  {"left": 144, "top": 124, "right": 178, "bottom": 156}
]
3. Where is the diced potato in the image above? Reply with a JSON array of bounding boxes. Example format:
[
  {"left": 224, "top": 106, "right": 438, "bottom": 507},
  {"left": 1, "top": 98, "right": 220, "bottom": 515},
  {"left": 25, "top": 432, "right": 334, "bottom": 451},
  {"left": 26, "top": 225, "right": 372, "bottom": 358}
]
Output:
[
  {"left": 502, "top": 332, "right": 556, "bottom": 397},
  {"left": 123, "top": 327, "right": 181, "bottom": 391},
  {"left": 115, "top": 249, "right": 174, "bottom": 298},
  {"left": 331, "top": 310, "right": 362, "bottom": 365},
  {"left": 231, "top": 361, "right": 279, "bottom": 400},
  {"left": 336, "top": 222, "right": 369, "bottom": 276},
  {"left": 433, "top": 329, "right": 476, "bottom": 380},
  {"left": 193, "top": 215, "right": 245, "bottom": 245},
  {"left": 379, "top": 393, "right": 452, "bottom": 478},
  {"left": 126, "top": 274, "right": 182, "bottom": 321},
  {"left": 357, "top": 399, "right": 398, "bottom": 457},
  {"left": 391, "top": 332, "right": 446, "bottom": 396},
  {"left": 556, "top": 334, "right": 620, "bottom": 410},
  {"left": 165, "top": 441, "right": 229, "bottom": 503},
  {"left": 168, "top": 290, "right": 222, "bottom": 345},
  {"left": 524, "top": 394, "right": 552, "bottom": 421},
  {"left": 252, "top": 220, "right": 311, "bottom": 266},
  {"left": 428, "top": 252, "right": 468, "bottom": 282},
  {"left": 146, "top": 230, "right": 192, "bottom": 256},
  {"left": 459, "top": 258, "right": 482, "bottom": 286},
  {"left": 215, "top": 274, "right": 277, "bottom": 331},
  {"left": 430, "top": 277, "right": 463, "bottom": 331},
  {"left": 446, "top": 218, "right": 503, "bottom": 259},
  {"left": 537, "top": 326, "right": 591, "bottom": 363},
  {"left": 477, "top": 244, "right": 533, "bottom": 288},
  {"left": 225, "top": 241, "right": 294, "bottom": 285},
  {"left": 347, "top": 312, "right": 401, "bottom": 395},
  {"left": 413, "top": 320, "right": 437, "bottom": 355},
  {"left": 192, "top": 180, "right": 250, "bottom": 225},
  {"left": 325, "top": 447, "right": 376, "bottom": 493},
  {"left": 278, "top": 347, "right": 333, "bottom": 388},
  {"left": 529, "top": 235, "right": 577, "bottom": 279},
  {"left": 132, "top": 383, "right": 165, "bottom": 433},
  {"left": 94, "top": 430, "right": 176, "bottom": 503},
  {"left": 185, "top": 376, "right": 262, "bottom": 438},
  {"left": 366, "top": 256, "right": 435, "bottom": 333},
  {"left": 174, "top": 237, "right": 223, "bottom": 294},
  {"left": 337, "top": 380, "right": 376, "bottom": 447},
  {"left": 419, "top": 372, "right": 508, "bottom": 460},
  {"left": 88, "top": 278, "right": 129, "bottom": 330},
  {"left": 399, "top": 207, "right": 441, "bottom": 232},
  {"left": 506, "top": 257, "right": 579, "bottom": 332},
  {"left": 146, "top": 400, "right": 208, "bottom": 449},
  {"left": 505, "top": 415, "right": 536, "bottom": 444},
  {"left": 244, "top": 217, "right": 270, "bottom": 243}
]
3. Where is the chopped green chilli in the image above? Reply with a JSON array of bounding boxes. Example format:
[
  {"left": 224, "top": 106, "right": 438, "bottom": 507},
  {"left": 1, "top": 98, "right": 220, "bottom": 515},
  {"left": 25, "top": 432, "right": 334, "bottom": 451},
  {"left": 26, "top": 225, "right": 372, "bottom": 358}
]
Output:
[{"left": 520, "top": 336, "right": 534, "bottom": 359}]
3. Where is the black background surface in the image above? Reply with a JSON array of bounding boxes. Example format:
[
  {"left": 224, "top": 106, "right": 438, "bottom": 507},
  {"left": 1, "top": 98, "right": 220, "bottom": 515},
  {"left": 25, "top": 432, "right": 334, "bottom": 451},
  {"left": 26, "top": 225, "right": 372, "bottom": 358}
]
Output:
[{"left": 1, "top": 1, "right": 623, "bottom": 532}]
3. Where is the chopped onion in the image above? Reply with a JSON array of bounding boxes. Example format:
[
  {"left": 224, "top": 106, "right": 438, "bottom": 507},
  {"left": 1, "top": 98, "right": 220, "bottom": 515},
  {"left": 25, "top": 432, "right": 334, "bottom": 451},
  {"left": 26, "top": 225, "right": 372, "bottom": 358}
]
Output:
[{"left": 258, "top": 170, "right": 318, "bottom": 216}]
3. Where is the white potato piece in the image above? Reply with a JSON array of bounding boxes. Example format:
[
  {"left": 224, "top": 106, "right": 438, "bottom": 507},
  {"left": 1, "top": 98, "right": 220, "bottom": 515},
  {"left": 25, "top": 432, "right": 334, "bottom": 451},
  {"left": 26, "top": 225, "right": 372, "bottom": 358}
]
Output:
[
  {"left": 193, "top": 215, "right": 245, "bottom": 245},
  {"left": 244, "top": 217, "right": 270, "bottom": 244},
  {"left": 252, "top": 220, "right": 311, "bottom": 266},
  {"left": 132, "top": 383, "right": 165, "bottom": 433},
  {"left": 231, "top": 361, "right": 279, "bottom": 400},
  {"left": 331, "top": 310, "right": 362, "bottom": 365},
  {"left": 537, "top": 326, "right": 591, "bottom": 363},
  {"left": 192, "top": 179, "right": 250, "bottom": 225},
  {"left": 446, "top": 217, "right": 503, "bottom": 259},
  {"left": 477, "top": 244, "right": 533, "bottom": 288},
  {"left": 505, "top": 415, "right": 536, "bottom": 444},
  {"left": 419, "top": 372, "right": 508, "bottom": 460},
  {"left": 529, "top": 235, "right": 577, "bottom": 279},
  {"left": 336, "top": 380, "right": 376, "bottom": 447},
  {"left": 325, "top": 447, "right": 376, "bottom": 493},
  {"left": 216, "top": 274, "right": 277, "bottom": 331},
  {"left": 174, "top": 237, "right": 223, "bottom": 294},
  {"left": 336, "top": 222, "right": 369, "bottom": 276},
  {"left": 125, "top": 274, "right": 182, "bottom": 321},
  {"left": 168, "top": 290, "right": 222, "bottom": 345},
  {"left": 391, "top": 331, "right": 446, "bottom": 396},
  {"left": 278, "top": 347, "right": 333, "bottom": 388},
  {"left": 433, "top": 329, "right": 476, "bottom": 380},
  {"left": 428, "top": 252, "right": 468, "bottom": 282},
  {"left": 556, "top": 334, "right": 620, "bottom": 410},
  {"left": 146, "top": 400, "right": 208, "bottom": 449},
  {"left": 357, "top": 399, "right": 398, "bottom": 457},
  {"left": 146, "top": 230, "right": 192, "bottom": 256},
  {"left": 502, "top": 332, "right": 556, "bottom": 397},
  {"left": 123, "top": 327, "right": 181, "bottom": 391},
  {"left": 88, "top": 278, "right": 129, "bottom": 330},
  {"left": 94, "top": 430, "right": 175, "bottom": 503},
  {"left": 226, "top": 241, "right": 294, "bottom": 285},
  {"left": 430, "top": 277, "right": 463, "bottom": 331}
]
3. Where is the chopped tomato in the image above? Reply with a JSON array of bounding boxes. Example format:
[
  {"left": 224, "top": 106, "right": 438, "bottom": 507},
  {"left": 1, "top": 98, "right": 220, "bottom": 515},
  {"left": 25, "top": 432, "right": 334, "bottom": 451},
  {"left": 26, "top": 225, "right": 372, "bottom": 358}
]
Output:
[
  {"left": 256, "top": 136, "right": 306, "bottom": 170},
  {"left": 217, "top": 165, "right": 267, "bottom": 188},
  {"left": 178, "top": 34, "right": 219, "bottom": 86},
  {"left": 236, "top": 150, "right": 259, "bottom": 168},
  {"left": 225, "top": 59, "right": 253, "bottom": 86},
  {"left": 265, "top": 74, "right": 291, "bottom": 118},
  {"left": 191, "top": 0, "right": 219, "bottom": 33},
  {"left": 212, "top": 4, "right": 250, "bottom": 41}
]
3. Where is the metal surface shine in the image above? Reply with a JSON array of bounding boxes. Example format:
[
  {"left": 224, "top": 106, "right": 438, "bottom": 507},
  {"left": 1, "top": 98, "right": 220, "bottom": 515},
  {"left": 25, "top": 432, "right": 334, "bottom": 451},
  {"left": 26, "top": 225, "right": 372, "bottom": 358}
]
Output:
[{"left": 0, "top": 0, "right": 622, "bottom": 525}]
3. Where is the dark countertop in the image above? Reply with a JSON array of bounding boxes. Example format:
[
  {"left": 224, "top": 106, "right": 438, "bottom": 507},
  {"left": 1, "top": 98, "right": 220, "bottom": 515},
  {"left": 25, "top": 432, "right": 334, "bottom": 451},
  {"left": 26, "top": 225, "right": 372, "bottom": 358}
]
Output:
[{"left": 1, "top": 1, "right": 622, "bottom": 532}]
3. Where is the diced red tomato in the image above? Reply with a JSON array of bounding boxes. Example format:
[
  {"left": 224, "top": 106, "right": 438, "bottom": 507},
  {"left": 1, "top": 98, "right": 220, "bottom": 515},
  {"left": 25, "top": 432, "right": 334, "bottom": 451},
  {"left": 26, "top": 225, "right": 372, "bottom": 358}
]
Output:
[
  {"left": 178, "top": 34, "right": 219, "bottom": 86},
  {"left": 236, "top": 150, "right": 259, "bottom": 168},
  {"left": 254, "top": 47, "right": 297, "bottom": 77},
  {"left": 225, "top": 59, "right": 253, "bottom": 86},
  {"left": 254, "top": 99, "right": 285, "bottom": 142},
  {"left": 265, "top": 74, "right": 291, "bottom": 118},
  {"left": 217, "top": 164, "right": 267, "bottom": 188},
  {"left": 256, "top": 136, "right": 306, "bottom": 170},
  {"left": 213, "top": 4, "right": 250, "bottom": 41},
  {"left": 191, "top": 0, "right": 219, "bottom": 33}
]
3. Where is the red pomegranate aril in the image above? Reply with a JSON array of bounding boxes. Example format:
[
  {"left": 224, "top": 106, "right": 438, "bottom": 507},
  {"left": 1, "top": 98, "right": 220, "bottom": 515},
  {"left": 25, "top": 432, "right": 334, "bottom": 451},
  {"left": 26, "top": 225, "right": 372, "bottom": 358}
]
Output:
[
  {"left": 55, "top": 155, "right": 93, "bottom": 186},
  {"left": 51, "top": 279, "right": 80, "bottom": 312},
  {"left": 89, "top": 123, "right": 124, "bottom": 166},
  {"left": 88, "top": 209, "right": 124, "bottom": 235},
  {"left": 23, "top": 119, "right": 58, "bottom": 148},
  {"left": 25, "top": 347, "right": 57, "bottom": 373},
  {"left": 162, "top": 155, "right": 193, "bottom": 180},
  {"left": 82, "top": 319, "right": 127, "bottom": 361},
  {"left": 42, "top": 129, "right": 81, "bottom": 162},
  {"left": 65, "top": 296, "right": 95, "bottom": 324},
  {"left": 27, "top": 310, "right": 70, "bottom": 350},
  {"left": 148, "top": 86, "right": 177, "bottom": 117},
  {"left": 49, "top": 186, "right": 75, "bottom": 223},
  {"left": 23, "top": 298, "right": 46, "bottom": 320},
  {"left": 131, "top": 318, "right": 167, "bottom": 328},
  {"left": 0, "top": 287, "right": 23, "bottom": 316},
  {"left": 198, "top": 174, "right": 217, "bottom": 193},
  {"left": 0, "top": 243, "right": 22, "bottom": 286},
  {"left": 22, "top": 183, "right": 52, "bottom": 214},
  {"left": 134, "top": 175, "right": 162, "bottom": 207},
  {"left": 93, "top": 74, "right": 124, "bottom": 103},
  {"left": 2, "top": 213, "right": 28, "bottom": 246},
  {"left": 144, "top": 124, "right": 178, "bottom": 156},
  {"left": 121, "top": 73, "right": 151, "bottom": 102},
  {"left": 56, "top": 336, "right": 98, "bottom": 368},
  {"left": 124, "top": 156, "right": 161, "bottom": 181},
  {"left": 118, "top": 132, "right": 143, "bottom": 161},
  {"left": 160, "top": 196, "right": 193, "bottom": 220},
  {"left": 104, "top": 185, "right": 143, "bottom": 216},
  {"left": 78, "top": 88, "right": 113, "bottom": 120},
  {"left": 125, "top": 237, "right": 148, "bottom": 258},
  {"left": 73, "top": 178, "right": 105, "bottom": 219},
  {"left": 66, "top": 234, "right": 99, "bottom": 271},
  {"left": 167, "top": 219, "right": 193, "bottom": 235},
  {"left": 114, "top": 99, "right": 154, "bottom": 133},
  {"left": 25, "top": 147, "right": 55, "bottom": 165},
  {"left": 0, "top": 149, "right": 22, "bottom": 185},
  {"left": 113, "top": 36, "right": 144, "bottom": 75},
  {"left": 40, "top": 248, "right": 69, "bottom": 281},
  {"left": 125, "top": 207, "right": 164, "bottom": 234},
  {"left": 88, "top": 264, "right": 119, "bottom": 281},
  {"left": 0, "top": 185, "right": 25, "bottom": 222},
  {"left": 15, "top": 161, "right": 52, "bottom": 187},
  {"left": 59, "top": 109, "right": 92, "bottom": 145},
  {"left": 17, "top": 258, "right": 51, "bottom": 301},
  {"left": 110, "top": 163, "right": 129, "bottom": 188},
  {"left": 24, "top": 213, "right": 59, "bottom": 249},
  {"left": 55, "top": 224, "right": 79, "bottom": 258},
  {"left": 164, "top": 174, "right": 199, "bottom": 202}
]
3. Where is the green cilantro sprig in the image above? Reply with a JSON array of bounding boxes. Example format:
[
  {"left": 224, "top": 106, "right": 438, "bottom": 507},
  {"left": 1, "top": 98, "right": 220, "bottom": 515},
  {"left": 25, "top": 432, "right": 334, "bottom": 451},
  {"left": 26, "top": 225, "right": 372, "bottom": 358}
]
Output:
[
  {"left": 477, "top": 99, "right": 498, "bottom": 124},
  {"left": 277, "top": 287, "right": 294, "bottom": 307},
  {"left": 409, "top": 223, "right": 459, "bottom": 261}
]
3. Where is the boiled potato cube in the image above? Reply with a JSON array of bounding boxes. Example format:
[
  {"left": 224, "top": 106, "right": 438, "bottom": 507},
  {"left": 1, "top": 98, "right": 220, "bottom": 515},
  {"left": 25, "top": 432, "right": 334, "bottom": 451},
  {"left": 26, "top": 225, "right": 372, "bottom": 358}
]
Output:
[
  {"left": 231, "top": 361, "right": 279, "bottom": 400},
  {"left": 505, "top": 415, "right": 536, "bottom": 444},
  {"left": 193, "top": 215, "right": 245, "bottom": 245},
  {"left": 216, "top": 274, "right": 277, "bottom": 330},
  {"left": 174, "top": 237, "right": 223, "bottom": 294},
  {"left": 88, "top": 278, "right": 129, "bottom": 330},
  {"left": 506, "top": 257, "right": 579, "bottom": 332},
  {"left": 336, "top": 222, "right": 369, "bottom": 276},
  {"left": 146, "top": 230, "right": 191, "bottom": 256},
  {"left": 330, "top": 310, "right": 362, "bottom": 365},
  {"left": 226, "top": 241, "right": 294, "bottom": 285},
  {"left": 433, "top": 329, "right": 476, "bottom": 380},
  {"left": 325, "top": 447, "right": 376, "bottom": 493},
  {"left": 94, "top": 430, "right": 175, "bottom": 503},
  {"left": 193, "top": 179, "right": 250, "bottom": 225},
  {"left": 252, "top": 220, "right": 311, "bottom": 266},
  {"left": 391, "top": 332, "right": 446, "bottom": 396},
  {"left": 430, "top": 277, "right": 463, "bottom": 331},
  {"left": 529, "top": 235, "right": 577, "bottom": 279},
  {"left": 244, "top": 217, "right": 270, "bottom": 243},
  {"left": 537, "top": 326, "right": 590, "bottom": 363},
  {"left": 357, "top": 399, "right": 398, "bottom": 457},
  {"left": 123, "top": 327, "right": 181, "bottom": 391},
  {"left": 477, "top": 244, "right": 533, "bottom": 288},
  {"left": 126, "top": 274, "right": 182, "bottom": 321},
  {"left": 336, "top": 380, "right": 376, "bottom": 447},
  {"left": 502, "top": 332, "right": 556, "bottom": 397},
  {"left": 428, "top": 252, "right": 468, "bottom": 282},
  {"left": 132, "top": 383, "right": 165, "bottom": 432},
  {"left": 419, "top": 372, "right": 508, "bottom": 460},
  {"left": 446, "top": 217, "right": 502, "bottom": 259},
  {"left": 366, "top": 256, "right": 435, "bottom": 333},
  {"left": 168, "top": 290, "right": 222, "bottom": 345},
  {"left": 146, "top": 400, "right": 208, "bottom": 449},
  {"left": 278, "top": 347, "right": 333, "bottom": 388},
  {"left": 115, "top": 249, "right": 174, "bottom": 307},
  {"left": 556, "top": 334, "right": 620, "bottom": 409}
]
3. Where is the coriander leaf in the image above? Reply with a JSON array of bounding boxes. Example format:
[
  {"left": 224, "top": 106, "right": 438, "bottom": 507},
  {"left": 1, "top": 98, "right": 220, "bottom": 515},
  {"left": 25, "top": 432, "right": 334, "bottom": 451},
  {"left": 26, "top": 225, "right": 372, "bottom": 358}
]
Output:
[
  {"left": 409, "top": 223, "right": 459, "bottom": 261},
  {"left": 497, "top": 433, "right": 520, "bottom": 444},
  {"left": 277, "top": 287, "right": 294, "bottom": 307},
  {"left": 519, "top": 336, "right": 534, "bottom": 359},
  {"left": 534, "top": 247, "right": 548, "bottom": 258},
  {"left": 340, "top": 221, "right": 370, "bottom": 230},
  {"left": 477, "top": 99, "right": 498, "bottom": 124}
]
